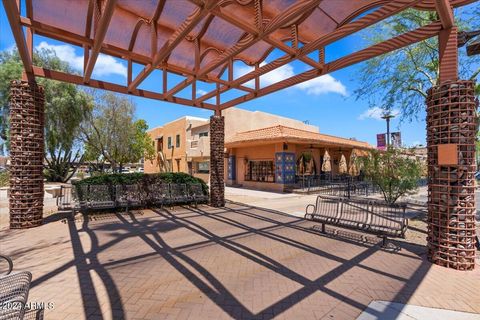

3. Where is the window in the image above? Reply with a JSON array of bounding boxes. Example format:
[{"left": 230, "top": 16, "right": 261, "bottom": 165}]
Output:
[
  {"left": 199, "top": 132, "right": 208, "bottom": 137},
  {"left": 167, "top": 137, "right": 172, "bottom": 149},
  {"left": 245, "top": 160, "right": 275, "bottom": 182},
  {"left": 176, "top": 134, "right": 180, "bottom": 147},
  {"left": 197, "top": 161, "right": 209, "bottom": 174}
]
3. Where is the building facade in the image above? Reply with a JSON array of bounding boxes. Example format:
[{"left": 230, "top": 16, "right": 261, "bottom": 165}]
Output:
[
  {"left": 144, "top": 116, "right": 211, "bottom": 182},
  {"left": 145, "top": 108, "right": 373, "bottom": 191},
  {"left": 225, "top": 125, "right": 372, "bottom": 192}
]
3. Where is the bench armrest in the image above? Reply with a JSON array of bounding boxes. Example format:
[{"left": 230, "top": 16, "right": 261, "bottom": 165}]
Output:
[
  {"left": 305, "top": 204, "right": 316, "bottom": 218},
  {"left": 0, "top": 255, "right": 13, "bottom": 275}
]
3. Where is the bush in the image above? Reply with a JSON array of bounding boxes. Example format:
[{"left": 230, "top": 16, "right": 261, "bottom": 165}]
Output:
[
  {"left": 358, "top": 148, "right": 422, "bottom": 205},
  {"left": 74, "top": 172, "right": 208, "bottom": 195},
  {"left": 0, "top": 171, "right": 8, "bottom": 187}
]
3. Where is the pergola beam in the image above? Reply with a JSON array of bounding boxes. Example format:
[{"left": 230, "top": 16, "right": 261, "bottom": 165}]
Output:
[
  {"left": 83, "top": 0, "right": 117, "bottom": 83},
  {"left": 18, "top": 17, "right": 253, "bottom": 93},
  {"left": 435, "top": 0, "right": 455, "bottom": 29},
  {"left": 3, "top": 0, "right": 33, "bottom": 77},
  {"left": 29, "top": 66, "right": 217, "bottom": 110},
  {"left": 196, "top": 0, "right": 423, "bottom": 104},
  {"left": 220, "top": 21, "right": 442, "bottom": 110},
  {"left": 211, "top": 8, "right": 323, "bottom": 70},
  {"left": 164, "top": 0, "right": 322, "bottom": 100},
  {"left": 127, "top": 1, "right": 216, "bottom": 92}
]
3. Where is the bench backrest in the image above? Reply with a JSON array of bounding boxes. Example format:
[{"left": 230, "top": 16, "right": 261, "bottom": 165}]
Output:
[
  {"left": 312, "top": 195, "right": 406, "bottom": 236},
  {"left": 149, "top": 183, "right": 170, "bottom": 199},
  {"left": 170, "top": 183, "right": 188, "bottom": 198},
  {"left": 189, "top": 184, "right": 205, "bottom": 197},
  {"left": 315, "top": 196, "right": 339, "bottom": 220},
  {"left": 339, "top": 199, "right": 370, "bottom": 228},
  {"left": 368, "top": 201, "right": 406, "bottom": 234}
]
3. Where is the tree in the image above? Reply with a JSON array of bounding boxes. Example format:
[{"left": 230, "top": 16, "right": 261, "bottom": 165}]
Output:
[
  {"left": 355, "top": 5, "right": 480, "bottom": 120},
  {"left": 81, "top": 91, "right": 155, "bottom": 171},
  {"left": 0, "top": 49, "right": 92, "bottom": 181},
  {"left": 359, "top": 148, "right": 422, "bottom": 205}
]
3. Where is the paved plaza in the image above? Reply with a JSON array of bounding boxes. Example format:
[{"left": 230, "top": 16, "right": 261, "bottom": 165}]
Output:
[{"left": 1, "top": 199, "right": 479, "bottom": 319}]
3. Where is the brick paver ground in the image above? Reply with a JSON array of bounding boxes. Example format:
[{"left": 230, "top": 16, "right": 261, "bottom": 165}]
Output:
[{"left": 1, "top": 202, "right": 479, "bottom": 320}]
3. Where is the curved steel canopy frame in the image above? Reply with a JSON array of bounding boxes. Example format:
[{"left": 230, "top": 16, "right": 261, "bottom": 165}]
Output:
[{"left": 2, "top": 0, "right": 474, "bottom": 112}]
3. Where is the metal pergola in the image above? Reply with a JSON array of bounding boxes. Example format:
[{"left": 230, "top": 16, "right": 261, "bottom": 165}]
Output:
[
  {"left": 3, "top": 0, "right": 472, "bottom": 112},
  {"left": 3, "top": 0, "right": 478, "bottom": 270}
]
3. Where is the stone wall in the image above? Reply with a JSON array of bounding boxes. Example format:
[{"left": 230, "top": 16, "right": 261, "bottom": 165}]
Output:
[
  {"left": 210, "top": 115, "right": 225, "bottom": 207},
  {"left": 426, "top": 80, "right": 477, "bottom": 270},
  {"left": 9, "top": 80, "right": 45, "bottom": 229}
]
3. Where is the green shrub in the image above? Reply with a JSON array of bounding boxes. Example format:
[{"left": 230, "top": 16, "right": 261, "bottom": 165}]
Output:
[
  {"left": 74, "top": 172, "right": 208, "bottom": 195},
  {"left": 358, "top": 148, "right": 422, "bottom": 205},
  {"left": 0, "top": 171, "right": 8, "bottom": 187}
]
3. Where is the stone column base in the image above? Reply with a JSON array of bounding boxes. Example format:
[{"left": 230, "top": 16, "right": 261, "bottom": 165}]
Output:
[
  {"left": 426, "top": 80, "right": 477, "bottom": 270},
  {"left": 210, "top": 115, "right": 225, "bottom": 207},
  {"left": 9, "top": 80, "right": 45, "bottom": 229}
]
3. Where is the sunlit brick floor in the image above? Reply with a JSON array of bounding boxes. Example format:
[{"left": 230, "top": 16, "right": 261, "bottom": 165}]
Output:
[{"left": 1, "top": 202, "right": 479, "bottom": 320}]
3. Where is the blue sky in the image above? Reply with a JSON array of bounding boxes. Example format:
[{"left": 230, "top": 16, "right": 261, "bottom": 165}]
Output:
[{"left": 1, "top": 2, "right": 478, "bottom": 147}]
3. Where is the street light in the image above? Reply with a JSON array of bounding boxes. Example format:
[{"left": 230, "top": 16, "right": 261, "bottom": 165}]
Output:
[{"left": 381, "top": 112, "right": 395, "bottom": 149}]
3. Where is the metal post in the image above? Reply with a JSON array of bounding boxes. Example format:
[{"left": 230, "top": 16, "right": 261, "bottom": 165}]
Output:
[{"left": 381, "top": 113, "right": 395, "bottom": 149}]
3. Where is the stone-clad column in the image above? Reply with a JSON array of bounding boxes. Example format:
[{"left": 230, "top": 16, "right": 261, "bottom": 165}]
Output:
[
  {"left": 426, "top": 80, "right": 477, "bottom": 270},
  {"left": 210, "top": 115, "right": 225, "bottom": 207},
  {"left": 9, "top": 80, "right": 45, "bottom": 229}
]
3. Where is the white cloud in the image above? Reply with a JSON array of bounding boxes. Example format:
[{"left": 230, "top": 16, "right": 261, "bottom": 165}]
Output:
[
  {"left": 358, "top": 107, "right": 401, "bottom": 121},
  {"left": 36, "top": 41, "right": 127, "bottom": 78},
  {"left": 295, "top": 74, "right": 347, "bottom": 96},
  {"left": 196, "top": 89, "right": 208, "bottom": 96},
  {"left": 234, "top": 62, "right": 347, "bottom": 96}
]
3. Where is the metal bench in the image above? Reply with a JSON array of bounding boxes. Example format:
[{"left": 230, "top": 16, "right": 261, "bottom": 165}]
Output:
[
  {"left": 74, "top": 184, "right": 116, "bottom": 213},
  {"left": 169, "top": 184, "right": 189, "bottom": 206},
  {"left": 0, "top": 255, "right": 32, "bottom": 320},
  {"left": 115, "top": 184, "right": 143, "bottom": 212},
  {"left": 305, "top": 195, "right": 408, "bottom": 246},
  {"left": 188, "top": 184, "right": 208, "bottom": 207},
  {"left": 148, "top": 183, "right": 172, "bottom": 208}
]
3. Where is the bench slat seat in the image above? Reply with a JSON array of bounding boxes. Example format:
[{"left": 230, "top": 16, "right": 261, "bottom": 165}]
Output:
[{"left": 305, "top": 195, "right": 407, "bottom": 244}]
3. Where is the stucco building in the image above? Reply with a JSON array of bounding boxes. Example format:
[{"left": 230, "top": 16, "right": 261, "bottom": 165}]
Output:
[
  {"left": 225, "top": 125, "right": 372, "bottom": 192},
  {"left": 144, "top": 116, "right": 211, "bottom": 182},
  {"left": 145, "top": 108, "right": 373, "bottom": 191}
]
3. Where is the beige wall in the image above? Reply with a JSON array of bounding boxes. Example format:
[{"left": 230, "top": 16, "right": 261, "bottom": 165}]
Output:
[{"left": 223, "top": 108, "right": 319, "bottom": 139}]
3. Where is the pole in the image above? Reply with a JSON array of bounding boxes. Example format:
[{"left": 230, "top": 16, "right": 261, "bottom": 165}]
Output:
[
  {"left": 381, "top": 113, "right": 395, "bottom": 149},
  {"left": 386, "top": 117, "right": 391, "bottom": 148}
]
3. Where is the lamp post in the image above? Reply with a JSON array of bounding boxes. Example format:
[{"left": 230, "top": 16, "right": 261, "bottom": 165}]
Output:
[{"left": 381, "top": 113, "right": 395, "bottom": 149}]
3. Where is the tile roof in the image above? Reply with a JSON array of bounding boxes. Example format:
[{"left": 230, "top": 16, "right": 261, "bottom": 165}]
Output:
[{"left": 225, "top": 125, "right": 373, "bottom": 149}]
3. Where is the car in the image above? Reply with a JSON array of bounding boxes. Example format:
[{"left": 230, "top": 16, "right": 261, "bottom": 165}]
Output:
[
  {"left": 0, "top": 166, "right": 6, "bottom": 173},
  {"left": 476, "top": 171, "right": 480, "bottom": 180},
  {"left": 137, "top": 167, "right": 144, "bottom": 173}
]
